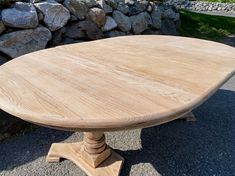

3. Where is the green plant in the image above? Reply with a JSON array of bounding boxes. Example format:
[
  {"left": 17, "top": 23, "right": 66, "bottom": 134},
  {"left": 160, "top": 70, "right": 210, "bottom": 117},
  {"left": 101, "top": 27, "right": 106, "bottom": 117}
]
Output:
[{"left": 179, "top": 10, "right": 235, "bottom": 41}]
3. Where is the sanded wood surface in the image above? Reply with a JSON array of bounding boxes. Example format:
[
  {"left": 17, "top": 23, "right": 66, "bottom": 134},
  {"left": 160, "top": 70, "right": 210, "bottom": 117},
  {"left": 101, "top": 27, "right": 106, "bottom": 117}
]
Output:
[
  {"left": 46, "top": 142, "right": 124, "bottom": 176},
  {"left": 0, "top": 35, "right": 235, "bottom": 131}
]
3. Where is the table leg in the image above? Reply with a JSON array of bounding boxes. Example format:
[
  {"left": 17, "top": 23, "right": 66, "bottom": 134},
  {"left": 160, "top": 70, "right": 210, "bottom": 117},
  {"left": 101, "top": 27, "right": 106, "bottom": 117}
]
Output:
[
  {"left": 46, "top": 132, "right": 124, "bottom": 176},
  {"left": 179, "top": 112, "right": 197, "bottom": 122}
]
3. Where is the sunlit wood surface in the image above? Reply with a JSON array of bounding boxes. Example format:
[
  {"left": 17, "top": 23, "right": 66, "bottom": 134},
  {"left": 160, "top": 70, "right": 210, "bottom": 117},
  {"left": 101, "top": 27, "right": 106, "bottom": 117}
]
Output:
[{"left": 0, "top": 35, "right": 234, "bottom": 131}]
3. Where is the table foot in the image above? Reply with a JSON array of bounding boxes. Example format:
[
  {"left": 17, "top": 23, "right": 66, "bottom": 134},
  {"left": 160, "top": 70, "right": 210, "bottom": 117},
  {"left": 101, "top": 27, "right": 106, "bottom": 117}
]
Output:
[
  {"left": 179, "top": 112, "right": 197, "bottom": 122},
  {"left": 46, "top": 132, "right": 124, "bottom": 176}
]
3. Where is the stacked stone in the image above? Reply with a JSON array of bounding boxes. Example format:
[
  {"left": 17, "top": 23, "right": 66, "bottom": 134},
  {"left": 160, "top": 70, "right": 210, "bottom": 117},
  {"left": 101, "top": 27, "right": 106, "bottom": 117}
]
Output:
[
  {"left": 0, "top": 0, "right": 180, "bottom": 62},
  {"left": 165, "top": 0, "right": 235, "bottom": 13}
]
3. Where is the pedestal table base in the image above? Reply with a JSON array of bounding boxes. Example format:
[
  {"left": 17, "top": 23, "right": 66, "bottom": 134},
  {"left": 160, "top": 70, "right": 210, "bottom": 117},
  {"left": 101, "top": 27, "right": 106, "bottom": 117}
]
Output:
[{"left": 46, "top": 132, "right": 124, "bottom": 176}]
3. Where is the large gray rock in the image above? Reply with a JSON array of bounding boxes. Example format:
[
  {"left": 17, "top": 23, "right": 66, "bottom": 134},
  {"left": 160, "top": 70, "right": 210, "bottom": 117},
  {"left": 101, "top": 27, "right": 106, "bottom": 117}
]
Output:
[
  {"left": 124, "top": 0, "right": 135, "bottom": 5},
  {"left": 104, "top": 30, "right": 125, "bottom": 37},
  {"left": 0, "top": 21, "right": 6, "bottom": 34},
  {"left": 1, "top": 2, "right": 38, "bottom": 28},
  {"left": 30, "top": 0, "right": 42, "bottom": 2},
  {"left": 130, "top": 12, "right": 150, "bottom": 34},
  {"left": 50, "top": 27, "right": 65, "bottom": 46},
  {"left": 65, "top": 22, "right": 86, "bottom": 39},
  {"left": 147, "top": 2, "right": 154, "bottom": 12},
  {"left": 128, "top": 0, "right": 148, "bottom": 15},
  {"left": 66, "top": 20, "right": 103, "bottom": 40},
  {"left": 87, "top": 7, "right": 106, "bottom": 28},
  {"left": 151, "top": 5, "right": 162, "bottom": 29},
  {"left": 160, "top": 19, "right": 178, "bottom": 35},
  {"left": 105, "top": 0, "right": 124, "bottom": 9},
  {"left": 35, "top": 0, "right": 70, "bottom": 31},
  {"left": 62, "top": 38, "right": 84, "bottom": 45},
  {"left": 117, "top": 2, "right": 129, "bottom": 14},
  {"left": 37, "top": 11, "right": 44, "bottom": 21},
  {"left": 79, "top": 20, "right": 104, "bottom": 39},
  {"left": 162, "top": 8, "right": 179, "bottom": 21},
  {"left": 98, "top": 0, "right": 113, "bottom": 14},
  {"left": 33, "top": 0, "right": 63, "bottom": 2},
  {"left": 64, "top": 0, "right": 98, "bottom": 20},
  {"left": 112, "top": 10, "right": 131, "bottom": 32},
  {"left": 0, "top": 27, "right": 52, "bottom": 58},
  {"left": 102, "top": 16, "right": 117, "bottom": 32},
  {"left": 142, "top": 28, "right": 161, "bottom": 35}
]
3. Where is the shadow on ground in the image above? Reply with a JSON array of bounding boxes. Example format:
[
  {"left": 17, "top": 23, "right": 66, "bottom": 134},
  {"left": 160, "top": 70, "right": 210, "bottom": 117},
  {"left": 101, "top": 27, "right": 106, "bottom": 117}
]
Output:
[
  {"left": 221, "top": 34, "right": 235, "bottom": 47},
  {"left": 0, "top": 127, "right": 73, "bottom": 171},
  {"left": 118, "top": 89, "right": 235, "bottom": 176},
  {"left": 0, "top": 89, "right": 235, "bottom": 175}
]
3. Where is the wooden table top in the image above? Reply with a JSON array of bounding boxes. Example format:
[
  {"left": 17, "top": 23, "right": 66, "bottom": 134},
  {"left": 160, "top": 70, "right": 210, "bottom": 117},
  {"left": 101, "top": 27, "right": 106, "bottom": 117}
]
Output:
[{"left": 0, "top": 35, "right": 234, "bottom": 131}]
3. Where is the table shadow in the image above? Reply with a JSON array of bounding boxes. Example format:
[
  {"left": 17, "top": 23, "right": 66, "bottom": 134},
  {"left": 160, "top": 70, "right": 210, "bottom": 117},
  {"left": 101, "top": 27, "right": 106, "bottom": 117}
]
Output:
[
  {"left": 118, "top": 89, "right": 235, "bottom": 176},
  {"left": 0, "top": 127, "right": 73, "bottom": 171}
]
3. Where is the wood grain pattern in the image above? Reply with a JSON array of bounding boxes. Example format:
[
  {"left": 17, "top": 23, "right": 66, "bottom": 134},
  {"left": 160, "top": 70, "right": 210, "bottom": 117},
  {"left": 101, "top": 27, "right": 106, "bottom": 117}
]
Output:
[
  {"left": 46, "top": 142, "right": 124, "bottom": 176},
  {"left": 0, "top": 35, "right": 234, "bottom": 131}
]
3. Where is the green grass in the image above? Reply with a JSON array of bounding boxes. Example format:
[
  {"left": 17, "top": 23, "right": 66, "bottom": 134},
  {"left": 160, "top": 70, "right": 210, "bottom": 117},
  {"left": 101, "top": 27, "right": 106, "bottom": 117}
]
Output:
[{"left": 179, "top": 10, "right": 235, "bottom": 41}]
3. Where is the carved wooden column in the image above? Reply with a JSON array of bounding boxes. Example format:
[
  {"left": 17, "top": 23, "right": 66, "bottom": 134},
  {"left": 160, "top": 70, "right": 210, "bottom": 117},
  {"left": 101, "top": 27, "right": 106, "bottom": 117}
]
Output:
[
  {"left": 81, "top": 132, "right": 111, "bottom": 167},
  {"left": 46, "top": 131, "right": 124, "bottom": 176}
]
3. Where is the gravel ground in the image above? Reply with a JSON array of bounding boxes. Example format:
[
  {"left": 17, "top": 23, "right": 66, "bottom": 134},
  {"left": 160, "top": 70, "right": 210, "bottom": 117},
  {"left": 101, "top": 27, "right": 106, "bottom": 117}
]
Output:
[{"left": 0, "top": 69, "right": 235, "bottom": 175}]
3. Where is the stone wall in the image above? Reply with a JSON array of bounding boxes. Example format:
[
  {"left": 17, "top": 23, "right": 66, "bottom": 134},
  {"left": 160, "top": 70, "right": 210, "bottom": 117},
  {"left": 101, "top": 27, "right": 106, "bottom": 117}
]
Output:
[
  {"left": 0, "top": 0, "right": 180, "bottom": 140},
  {"left": 0, "top": 0, "right": 180, "bottom": 59},
  {"left": 165, "top": 0, "right": 235, "bottom": 13}
]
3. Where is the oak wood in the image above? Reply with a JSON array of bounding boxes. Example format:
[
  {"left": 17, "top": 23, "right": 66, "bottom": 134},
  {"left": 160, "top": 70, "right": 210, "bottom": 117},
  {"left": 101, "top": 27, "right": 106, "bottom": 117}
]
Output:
[
  {"left": 0, "top": 35, "right": 235, "bottom": 131},
  {"left": 82, "top": 132, "right": 111, "bottom": 167},
  {"left": 47, "top": 132, "right": 122, "bottom": 175},
  {"left": 46, "top": 142, "right": 124, "bottom": 176}
]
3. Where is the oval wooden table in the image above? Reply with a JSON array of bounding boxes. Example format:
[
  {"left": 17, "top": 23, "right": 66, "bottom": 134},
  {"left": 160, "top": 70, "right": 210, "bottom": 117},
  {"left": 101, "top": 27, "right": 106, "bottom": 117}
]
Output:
[{"left": 0, "top": 35, "right": 235, "bottom": 176}]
